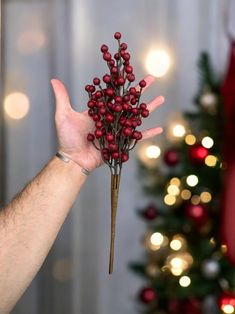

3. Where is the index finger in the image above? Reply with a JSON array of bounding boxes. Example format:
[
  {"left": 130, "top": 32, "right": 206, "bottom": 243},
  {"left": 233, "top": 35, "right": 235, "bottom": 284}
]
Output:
[{"left": 135, "top": 74, "right": 155, "bottom": 93}]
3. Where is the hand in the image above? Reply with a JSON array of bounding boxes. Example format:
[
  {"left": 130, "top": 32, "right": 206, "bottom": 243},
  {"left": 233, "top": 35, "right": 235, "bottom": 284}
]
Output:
[{"left": 51, "top": 75, "right": 164, "bottom": 172}]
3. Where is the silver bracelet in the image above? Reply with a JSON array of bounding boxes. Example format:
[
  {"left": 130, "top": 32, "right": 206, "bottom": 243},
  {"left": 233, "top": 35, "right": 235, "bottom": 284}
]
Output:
[{"left": 56, "top": 152, "right": 91, "bottom": 176}]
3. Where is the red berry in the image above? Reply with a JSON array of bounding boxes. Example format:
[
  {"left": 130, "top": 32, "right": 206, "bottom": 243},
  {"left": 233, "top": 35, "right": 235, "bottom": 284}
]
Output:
[
  {"left": 132, "top": 120, "right": 138, "bottom": 127},
  {"left": 120, "top": 43, "right": 127, "bottom": 50},
  {"left": 99, "top": 107, "right": 106, "bottom": 115},
  {"left": 131, "top": 98, "right": 137, "bottom": 105},
  {"left": 108, "top": 143, "right": 118, "bottom": 151},
  {"left": 139, "top": 80, "right": 147, "bottom": 88},
  {"left": 132, "top": 131, "right": 142, "bottom": 140},
  {"left": 136, "top": 119, "right": 142, "bottom": 126},
  {"left": 114, "top": 104, "right": 122, "bottom": 112},
  {"left": 123, "top": 52, "right": 130, "bottom": 61},
  {"left": 88, "top": 100, "right": 95, "bottom": 108},
  {"left": 103, "top": 52, "right": 112, "bottom": 61},
  {"left": 109, "top": 60, "right": 115, "bottom": 67},
  {"left": 111, "top": 66, "right": 118, "bottom": 74},
  {"left": 105, "top": 88, "right": 114, "bottom": 97},
  {"left": 127, "top": 74, "right": 135, "bottom": 82},
  {"left": 88, "top": 109, "right": 94, "bottom": 116},
  {"left": 85, "top": 85, "right": 91, "bottom": 92},
  {"left": 106, "top": 134, "right": 114, "bottom": 142},
  {"left": 95, "top": 91, "right": 102, "bottom": 99},
  {"left": 101, "top": 44, "right": 108, "bottom": 53},
  {"left": 123, "top": 95, "right": 130, "bottom": 102},
  {"left": 89, "top": 85, "right": 95, "bottom": 93},
  {"left": 125, "top": 119, "right": 132, "bottom": 127},
  {"left": 132, "top": 108, "right": 139, "bottom": 115},
  {"left": 141, "top": 109, "right": 149, "bottom": 117},
  {"left": 125, "top": 65, "right": 133, "bottom": 74},
  {"left": 107, "top": 102, "right": 113, "bottom": 109},
  {"left": 112, "top": 152, "right": 120, "bottom": 159},
  {"left": 105, "top": 113, "right": 114, "bottom": 123},
  {"left": 87, "top": 133, "right": 95, "bottom": 141},
  {"left": 93, "top": 77, "right": 100, "bottom": 85},
  {"left": 103, "top": 74, "right": 111, "bottom": 84},
  {"left": 121, "top": 153, "right": 129, "bottom": 162},
  {"left": 93, "top": 114, "right": 101, "bottom": 122},
  {"left": 135, "top": 91, "right": 141, "bottom": 98},
  {"left": 114, "top": 53, "right": 120, "bottom": 60},
  {"left": 95, "top": 121, "right": 103, "bottom": 128},
  {"left": 123, "top": 127, "right": 132, "bottom": 137},
  {"left": 119, "top": 118, "right": 126, "bottom": 126},
  {"left": 115, "top": 96, "right": 122, "bottom": 103},
  {"left": 117, "top": 77, "right": 125, "bottom": 85},
  {"left": 97, "top": 101, "right": 104, "bottom": 108},
  {"left": 103, "top": 153, "right": 110, "bottom": 161},
  {"left": 122, "top": 103, "right": 130, "bottom": 111},
  {"left": 140, "top": 103, "right": 147, "bottom": 109},
  {"left": 114, "top": 32, "right": 122, "bottom": 40},
  {"left": 130, "top": 87, "right": 137, "bottom": 95},
  {"left": 95, "top": 129, "right": 103, "bottom": 138}
]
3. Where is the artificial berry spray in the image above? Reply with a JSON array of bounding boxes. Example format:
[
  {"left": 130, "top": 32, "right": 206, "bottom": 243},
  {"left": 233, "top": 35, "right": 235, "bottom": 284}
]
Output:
[{"left": 85, "top": 32, "right": 149, "bottom": 274}]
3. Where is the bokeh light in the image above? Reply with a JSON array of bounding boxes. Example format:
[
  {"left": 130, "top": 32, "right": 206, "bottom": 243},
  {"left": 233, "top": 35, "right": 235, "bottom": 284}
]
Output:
[
  {"left": 4, "top": 92, "right": 30, "bottom": 119},
  {"left": 222, "top": 304, "right": 235, "bottom": 314},
  {"left": 145, "top": 49, "right": 171, "bottom": 78},
  {"left": 164, "top": 194, "right": 176, "bottom": 206},
  {"left": 200, "top": 191, "right": 212, "bottom": 203},
  {"left": 170, "top": 177, "right": 181, "bottom": 187},
  {"left": 185, "top": 134, "right": 196, "bottom": 145},
  {"left": 172, "top": 124, "right": 186, "bottom": 138},
  {"left": 145, "top": 145, "right": 161, "bottom": 159},
  {"left": 202, "top": 136, "right": 214, "bottom": 149},
  {"left": 167, "top": 185, "right": 180, "bottom": 196},
  {"left": 150, "top": 232, "right": 164, "bottom": 246},
  {"left": 205, "top": 155, "right": 217, "bottom": 167},
  {"left": 179, "top": 276, "right": 191, "bottom": 287},
  {"left": 186, "top": 175, "right": 199, "bottom": 187},
  {"left": 181, "top": 189, "right": 192, "bottom": 200}
]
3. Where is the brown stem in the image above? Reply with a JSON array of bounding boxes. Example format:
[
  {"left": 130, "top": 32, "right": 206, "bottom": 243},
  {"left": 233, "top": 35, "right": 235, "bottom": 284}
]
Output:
[{"left": 109, "top": 173, "right": 121, "bottom": 274}]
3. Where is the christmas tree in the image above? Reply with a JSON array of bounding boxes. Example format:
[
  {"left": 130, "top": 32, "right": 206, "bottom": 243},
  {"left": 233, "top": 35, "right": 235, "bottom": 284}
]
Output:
[{"left": 130, "top": 51, "right": 235, "bottom": 314}]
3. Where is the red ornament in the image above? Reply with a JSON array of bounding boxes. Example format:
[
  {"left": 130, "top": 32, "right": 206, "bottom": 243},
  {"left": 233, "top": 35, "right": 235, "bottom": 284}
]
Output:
[
  {"left": 138, "top": 287, "right": 156, "bottom": 304},
  {"left": 185, "top": 203, "right": 209, "bottom": 225},
  {"left": 164, "top": 149, "right": 180, "bottom": 166},
  {"left": 142, "top": 204, "right": 158, "bottom": 220},
  {"left": 189, "top": 144, "right": 209, "bottom": 164}
]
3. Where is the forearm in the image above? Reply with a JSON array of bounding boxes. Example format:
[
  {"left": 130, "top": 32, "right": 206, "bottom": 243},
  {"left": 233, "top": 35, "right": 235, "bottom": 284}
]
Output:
[{"left": 0, "top": 156, "right": 86, "bottom": 313}]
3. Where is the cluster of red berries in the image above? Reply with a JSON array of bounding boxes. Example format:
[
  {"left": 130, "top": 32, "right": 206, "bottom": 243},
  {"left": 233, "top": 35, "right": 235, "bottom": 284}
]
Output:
[{"left": 86, "top": 32, "right": 149, "bottom": 165}]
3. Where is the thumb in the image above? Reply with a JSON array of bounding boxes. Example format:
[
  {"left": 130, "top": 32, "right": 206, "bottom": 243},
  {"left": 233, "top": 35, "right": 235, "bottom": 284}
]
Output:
[{"left": 51, "top": 79, "right": 72, "bottom": 112}]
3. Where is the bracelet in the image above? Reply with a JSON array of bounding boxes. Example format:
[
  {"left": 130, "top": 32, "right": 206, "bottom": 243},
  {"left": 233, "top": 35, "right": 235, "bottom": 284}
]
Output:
[{"left": 56, "top": 152, "right": 91, "bottom": 176}]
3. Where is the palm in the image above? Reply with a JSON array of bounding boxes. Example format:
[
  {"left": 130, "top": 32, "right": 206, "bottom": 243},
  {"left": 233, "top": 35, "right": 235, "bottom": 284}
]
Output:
[
  {"left": 51, "top": 76, "right": 164, "bottom": 172},
  {"left": 56, "top": 109, "right": 103, "bottom": 170}
]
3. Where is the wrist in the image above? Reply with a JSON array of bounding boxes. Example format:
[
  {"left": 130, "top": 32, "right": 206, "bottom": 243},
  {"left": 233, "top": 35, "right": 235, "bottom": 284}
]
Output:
[{"left": 55, "top": 151, "right": 91, "bottom": 177}]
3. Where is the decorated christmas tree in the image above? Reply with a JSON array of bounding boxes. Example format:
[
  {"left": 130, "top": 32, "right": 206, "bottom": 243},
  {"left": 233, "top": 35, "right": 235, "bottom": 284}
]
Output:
[{"left": 130, "top": 45, "right": 235, "bottom": 314}]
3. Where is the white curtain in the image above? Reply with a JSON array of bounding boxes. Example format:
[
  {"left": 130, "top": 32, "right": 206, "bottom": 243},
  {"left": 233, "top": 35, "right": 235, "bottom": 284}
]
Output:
[{"left": 3, "top": 0, "right": 235, "bottom": 314}]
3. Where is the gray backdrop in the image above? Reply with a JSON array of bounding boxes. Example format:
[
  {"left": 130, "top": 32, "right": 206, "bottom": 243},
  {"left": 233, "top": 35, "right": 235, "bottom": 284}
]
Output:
[{"left": 2, "top": 0, "right": 235, "bottom": 313}]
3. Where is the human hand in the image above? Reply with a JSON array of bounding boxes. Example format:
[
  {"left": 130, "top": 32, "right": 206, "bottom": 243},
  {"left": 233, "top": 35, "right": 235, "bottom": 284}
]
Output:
[{"left": 51, "top": 75, "right": 164, "bottom": 172}]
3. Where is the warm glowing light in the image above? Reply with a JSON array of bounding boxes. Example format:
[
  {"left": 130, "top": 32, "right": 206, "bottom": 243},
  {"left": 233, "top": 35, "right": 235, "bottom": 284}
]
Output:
[
  {"left": 145, "top": 145, "right": 161, "bottom": 159},
  {"left": 167, "top": 185, "right": 180, "bottom": 196},
  {"left": 181, "top": 189, "right": 191, "bottom": 200},
  {"left": 202, "top": 136, "right": 214, "bottom": 149},
  {"left": 179, "top": 276, "right": 191, "bottom": 287},
  {"left": 185, "top": 134, "right": 196, "bottom": 146},
  {"left": 170, "top": 257, "right": 185, "bottom": 269},
  {"left": 170, "top": 177, "right": 181, "bottom": 186},
  {"left": 170, "top": 239, "right": 182, "bottom": 251},
  {"left": 205, "top": 155, "right": 217, "bottom": 167},
  {"left": 164, "top": 194, "right": 176, "bottom": 206},
  {"left": 171, "top": 268, "right": 183, "bottom": 276},
  {"left": 186, "top": 175, "right": 199, "bottom": 187},
  {"left": 145, "top": 49, "right": 171, "bottom": 78},
  {"left": 17, "top": 30, "right": 46, "bottom": 55},
  {"left": 222, "top": 305, "right": 235, "bottom": 314},
  {"left": 200, "top": 192, "right": 212, "bottom": 203},
  {"left": 172, "top": 124, "right": 186, "bottom": 138},
  {"left": 150, "top": 232, "right": 164, "bottom": 246},
  {"left": 191, "top": 195, "right": 201, "bottom": 205},
  {"left": 221, "top": 244, "right": 228, "bottom": 254},
  {"left": 4, "top": 92, "right": 30, "bottom": 119}
]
